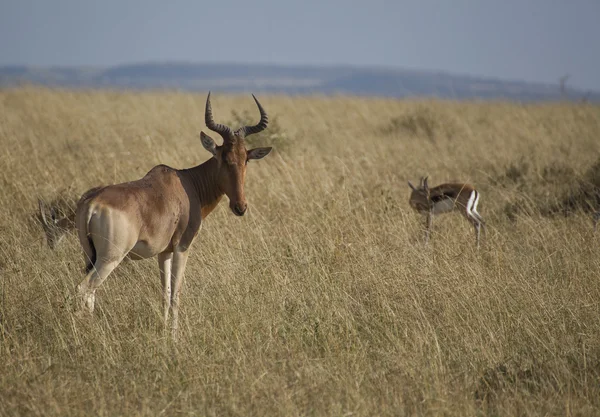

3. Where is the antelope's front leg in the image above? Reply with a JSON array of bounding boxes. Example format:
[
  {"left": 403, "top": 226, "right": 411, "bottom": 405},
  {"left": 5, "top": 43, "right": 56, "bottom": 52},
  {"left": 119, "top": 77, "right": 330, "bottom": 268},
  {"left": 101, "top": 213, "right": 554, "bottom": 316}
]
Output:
[
  {"left": 170, "top": 249, "right": 190, "bottom": 339},
  {"left": 157, "top": 252, "right": 173, "bottom": 326},
  {"left": 425, "top": 211, "right": 433, "bottom": 244}
]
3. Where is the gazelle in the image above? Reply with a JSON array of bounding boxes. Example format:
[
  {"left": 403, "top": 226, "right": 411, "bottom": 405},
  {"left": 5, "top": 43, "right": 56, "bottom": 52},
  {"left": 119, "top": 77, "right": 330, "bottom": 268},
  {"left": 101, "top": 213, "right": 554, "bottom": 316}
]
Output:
[
  {"left": 72, "top": 92, "right": 272, "bottom": 336},
  {"left": 39, "top": 200, "right": 75, "bottom": 249},
  {"left": 38, "top": 187, "right": 104, "bottom": 249},
  {"left": 408, "top": 176, "right": 485, "bottom": 248}
]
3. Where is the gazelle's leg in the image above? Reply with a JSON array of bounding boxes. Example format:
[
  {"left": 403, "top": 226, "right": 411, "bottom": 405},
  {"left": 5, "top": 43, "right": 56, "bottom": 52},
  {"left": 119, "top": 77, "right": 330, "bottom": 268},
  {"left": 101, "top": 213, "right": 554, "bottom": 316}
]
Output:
[
  {"left": 77, "top": 259, "right": 121, "bottom": 313},
  {"left": 474, "top": 211, "right": 485, "bottom": 244},
  {"left": 470, "top": 192, "right": 483, "bottom": 227},
  {"left": 425, "top": 211, "right": 433, "bottom": 244},
  {"left": 465, "top": 190, "right": 484, "bottom": 249},
  {"left": 170, "top": 249, "right": 190, "bottom": 339},
  {"left": 474, "top": 221, "right": 481, "bottom": 249},
  {"left": 157, "top": 252, "right": 173, "bottom": 326},
  {"left": 463, "top": 211, "right": 484, "bottom": 249}
]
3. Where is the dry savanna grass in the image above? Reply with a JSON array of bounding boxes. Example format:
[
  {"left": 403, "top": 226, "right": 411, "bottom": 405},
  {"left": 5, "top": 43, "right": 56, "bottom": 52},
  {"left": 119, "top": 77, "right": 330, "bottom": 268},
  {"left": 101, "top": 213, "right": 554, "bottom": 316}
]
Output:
[{"left": 1, "top": 87, "right": 600, "bottom": 416}]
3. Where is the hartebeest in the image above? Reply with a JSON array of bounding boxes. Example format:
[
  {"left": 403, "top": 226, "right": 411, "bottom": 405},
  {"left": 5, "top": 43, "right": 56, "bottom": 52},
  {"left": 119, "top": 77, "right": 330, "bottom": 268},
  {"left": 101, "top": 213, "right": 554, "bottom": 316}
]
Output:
[
  {"left": 70, "top": 92, "right": 272, "bottom": 336},
  {"left": 408, "top": 176, "right": 485, "bottom": 248}
]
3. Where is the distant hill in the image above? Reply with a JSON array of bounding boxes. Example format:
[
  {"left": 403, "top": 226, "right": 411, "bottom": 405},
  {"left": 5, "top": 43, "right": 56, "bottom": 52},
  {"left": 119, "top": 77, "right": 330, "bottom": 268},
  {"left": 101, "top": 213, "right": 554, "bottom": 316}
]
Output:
[{"left": 1, "top": 62, "right": 598, "bottom": 102}]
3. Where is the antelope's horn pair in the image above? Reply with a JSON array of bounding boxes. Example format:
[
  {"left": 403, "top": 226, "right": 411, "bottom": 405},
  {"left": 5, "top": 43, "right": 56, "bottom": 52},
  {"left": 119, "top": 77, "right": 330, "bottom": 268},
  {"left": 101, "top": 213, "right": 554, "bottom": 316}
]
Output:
[{"left": 204, "top": 92, "right": 268, "bottom": 142}]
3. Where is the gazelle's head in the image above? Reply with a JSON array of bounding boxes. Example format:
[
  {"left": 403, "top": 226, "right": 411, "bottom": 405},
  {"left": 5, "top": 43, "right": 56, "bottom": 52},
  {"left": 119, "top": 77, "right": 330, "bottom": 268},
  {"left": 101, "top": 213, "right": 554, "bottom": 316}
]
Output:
[
  {"left": 38, "top": 199, "right": 68, "bottom": 249},
  {"left": 200, "top": 92, "right": 272, "bottom": 216},
  {"left": 407, "top": 176, "right": 431, "bottom": 212}
]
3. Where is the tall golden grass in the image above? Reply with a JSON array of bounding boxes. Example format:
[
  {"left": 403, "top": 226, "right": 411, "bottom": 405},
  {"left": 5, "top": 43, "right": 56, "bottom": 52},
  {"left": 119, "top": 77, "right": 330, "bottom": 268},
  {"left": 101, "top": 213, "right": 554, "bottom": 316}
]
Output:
[{"left": 1, "top": 87, "right": 600, "bottom": 416}]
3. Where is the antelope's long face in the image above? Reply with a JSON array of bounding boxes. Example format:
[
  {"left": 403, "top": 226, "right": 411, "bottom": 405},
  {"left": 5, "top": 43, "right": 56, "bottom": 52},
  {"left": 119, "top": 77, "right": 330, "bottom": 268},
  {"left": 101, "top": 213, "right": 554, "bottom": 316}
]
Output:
[
  {"left": 200, "top": 92, "right": 272, "bottom": 217},
  {"left": 220, "top": 139, "right": 248, "bottom": 216},
  {"left": 208, "top": 137, "right": 271, "bottom": 216},
  {"left": 407, "top": 177, "right": 431, "bottom": 212}
]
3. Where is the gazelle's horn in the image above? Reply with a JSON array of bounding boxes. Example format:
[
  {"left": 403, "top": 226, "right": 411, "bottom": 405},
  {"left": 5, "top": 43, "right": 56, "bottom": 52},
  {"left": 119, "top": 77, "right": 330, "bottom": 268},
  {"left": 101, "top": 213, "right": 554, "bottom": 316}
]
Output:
[{"left": 38, "top": 199, "right": 49, "bottom": 227}]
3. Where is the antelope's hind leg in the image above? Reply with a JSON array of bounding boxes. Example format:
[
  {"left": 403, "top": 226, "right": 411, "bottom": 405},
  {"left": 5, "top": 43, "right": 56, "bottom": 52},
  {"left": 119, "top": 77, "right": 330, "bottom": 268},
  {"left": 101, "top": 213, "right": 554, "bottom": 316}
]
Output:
[
  {"left": 77, "top": 259, "right": 122, "bottom": 313},
  {"left": 473, "top": 220, "right": 482, "bottom": 249},
  {"left": 466, "top": 191, "right": 485, "bottom": 249},
  {"left": 473, "top": 212, "right": 485, "bottom": 248}
]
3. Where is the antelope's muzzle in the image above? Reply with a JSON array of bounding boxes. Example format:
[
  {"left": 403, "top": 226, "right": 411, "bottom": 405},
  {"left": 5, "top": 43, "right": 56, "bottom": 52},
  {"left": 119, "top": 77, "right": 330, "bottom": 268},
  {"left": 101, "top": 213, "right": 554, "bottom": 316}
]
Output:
[{"left": 232, "top": 202, "right": 247, "bottom": 216}]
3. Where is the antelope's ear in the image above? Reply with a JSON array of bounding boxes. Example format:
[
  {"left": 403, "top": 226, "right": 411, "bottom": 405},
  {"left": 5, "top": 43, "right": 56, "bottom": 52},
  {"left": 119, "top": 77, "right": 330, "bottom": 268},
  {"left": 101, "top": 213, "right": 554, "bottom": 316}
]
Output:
[
  {"left": 408, "top": 181, "right": 416, "bottom": 191},
  {"left": 247, "top": 147, "right": 272, "bottom": 160},
  {"left": 200, "top": 131, "right": 217, "bottom": 156}
]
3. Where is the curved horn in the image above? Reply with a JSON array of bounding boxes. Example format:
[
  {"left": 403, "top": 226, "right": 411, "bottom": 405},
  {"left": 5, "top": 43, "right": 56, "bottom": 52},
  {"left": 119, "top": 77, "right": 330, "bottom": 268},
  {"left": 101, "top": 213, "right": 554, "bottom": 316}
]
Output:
[
  {"left": 205, "top": 91, "right": 233, "bottom": 141},
  {"left": 38, "top": 199, "right": 49, "bottom": 227},
  {"left": 235, "top": 94, "right": 268, "bottom": 138}
]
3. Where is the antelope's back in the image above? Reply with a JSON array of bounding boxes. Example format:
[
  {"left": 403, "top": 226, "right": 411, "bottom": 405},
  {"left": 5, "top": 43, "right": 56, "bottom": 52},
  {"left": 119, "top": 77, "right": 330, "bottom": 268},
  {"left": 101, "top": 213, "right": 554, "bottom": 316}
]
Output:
[
  {"left": 75, "top": 165, "right": 189, "bottom": 245},
  {"left": 431, "top": 183, "right": 477, "bottom": 212}
]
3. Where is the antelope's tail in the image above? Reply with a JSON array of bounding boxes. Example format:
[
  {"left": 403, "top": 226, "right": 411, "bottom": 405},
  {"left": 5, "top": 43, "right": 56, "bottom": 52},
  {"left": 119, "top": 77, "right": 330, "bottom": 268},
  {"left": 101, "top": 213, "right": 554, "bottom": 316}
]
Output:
[{"left": 76, "top": 203, "right": 97, "bottom": 274}]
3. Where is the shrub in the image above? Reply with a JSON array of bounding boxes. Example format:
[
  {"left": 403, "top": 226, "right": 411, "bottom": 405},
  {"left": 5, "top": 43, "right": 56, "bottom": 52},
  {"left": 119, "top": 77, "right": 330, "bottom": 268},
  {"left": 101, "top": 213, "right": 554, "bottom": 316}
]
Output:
[
  {"left": 548, "top": 157, "right": 600, "bottom": 216},
  {"left": 227, "top": 109, "right": 289, "bottom": 152},
  {"left": 381, "top": 106, "right": 459, "bottom": 143}
]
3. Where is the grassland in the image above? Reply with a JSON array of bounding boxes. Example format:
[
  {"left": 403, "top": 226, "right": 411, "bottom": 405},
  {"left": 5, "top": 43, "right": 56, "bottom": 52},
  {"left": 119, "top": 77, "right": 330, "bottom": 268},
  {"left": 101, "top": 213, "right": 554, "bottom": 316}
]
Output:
[{"left": 1, "top": 87, "right": 600, "bottom": 416}]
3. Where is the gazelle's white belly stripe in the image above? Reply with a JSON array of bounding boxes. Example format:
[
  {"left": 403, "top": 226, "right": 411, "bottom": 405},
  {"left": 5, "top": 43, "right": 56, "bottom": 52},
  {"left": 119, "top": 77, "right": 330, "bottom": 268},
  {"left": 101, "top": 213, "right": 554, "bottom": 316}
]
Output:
[{"left": 431, "top": 198, "right": 455, "bottom": 214}]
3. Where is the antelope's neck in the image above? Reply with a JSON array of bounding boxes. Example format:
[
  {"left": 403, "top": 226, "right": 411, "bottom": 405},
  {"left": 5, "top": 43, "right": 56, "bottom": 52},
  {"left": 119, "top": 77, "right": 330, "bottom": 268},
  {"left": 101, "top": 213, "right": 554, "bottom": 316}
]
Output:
[{"left": 183, "top": 157, "right": 224, "bottom": 219}]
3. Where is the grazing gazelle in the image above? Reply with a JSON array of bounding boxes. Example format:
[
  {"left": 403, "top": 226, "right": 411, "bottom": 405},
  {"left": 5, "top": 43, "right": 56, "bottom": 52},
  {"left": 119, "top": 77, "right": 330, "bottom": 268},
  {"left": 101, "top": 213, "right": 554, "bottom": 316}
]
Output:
[
  {"left": 38, "top": 200, "right": 75, "bottom": 249},
  {"left": 73, "top": 92, "right": 272, "bottom": 336},
  {"left": 408, "top": 176, "right": 485, "bottom": 248},
  {"left": 38, "top": 187, "right": 104, "bottom": 249}
]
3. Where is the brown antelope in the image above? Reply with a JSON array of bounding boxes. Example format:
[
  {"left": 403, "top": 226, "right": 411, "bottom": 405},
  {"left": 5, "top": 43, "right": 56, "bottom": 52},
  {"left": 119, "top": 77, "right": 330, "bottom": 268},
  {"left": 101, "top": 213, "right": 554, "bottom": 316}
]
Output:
[
  {"left": 408, "top": 176, "right": 485, "bottom": 248},
  {"left": 72, "top": 92, "right": 272, "bottom": 336}
]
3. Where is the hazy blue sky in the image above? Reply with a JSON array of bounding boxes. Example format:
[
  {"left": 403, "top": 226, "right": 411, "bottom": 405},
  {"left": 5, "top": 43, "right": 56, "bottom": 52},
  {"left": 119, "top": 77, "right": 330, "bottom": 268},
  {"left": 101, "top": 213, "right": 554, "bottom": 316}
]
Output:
[{"left": 1, "top": 0, "right": 599, "bottom": 90}]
